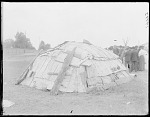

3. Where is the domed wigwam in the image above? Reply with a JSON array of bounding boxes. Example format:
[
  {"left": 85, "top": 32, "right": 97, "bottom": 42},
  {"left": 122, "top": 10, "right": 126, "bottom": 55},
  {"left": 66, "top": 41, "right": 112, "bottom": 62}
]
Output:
[{"left": 15, "top": 41, "right": 134, "bottom": 95}]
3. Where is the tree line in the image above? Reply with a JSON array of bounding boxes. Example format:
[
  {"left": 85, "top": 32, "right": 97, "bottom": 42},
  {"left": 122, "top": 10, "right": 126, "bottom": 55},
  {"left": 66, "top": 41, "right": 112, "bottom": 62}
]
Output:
[{"left": 3, "top": 32, "right": 51, "bottom": 51}]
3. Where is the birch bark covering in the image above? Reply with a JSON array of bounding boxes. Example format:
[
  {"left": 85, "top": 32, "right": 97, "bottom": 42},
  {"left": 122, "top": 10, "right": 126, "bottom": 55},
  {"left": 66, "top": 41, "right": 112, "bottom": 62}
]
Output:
[{"left": 50, "top": 47, "right": 77, "bottom": 95}]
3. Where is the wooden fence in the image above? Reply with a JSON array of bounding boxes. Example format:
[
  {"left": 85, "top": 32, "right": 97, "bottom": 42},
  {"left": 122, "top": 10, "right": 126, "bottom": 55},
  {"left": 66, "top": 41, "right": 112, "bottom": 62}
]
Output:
[{"left": 3, "top": 48, "right": 37, "bottom": 55}]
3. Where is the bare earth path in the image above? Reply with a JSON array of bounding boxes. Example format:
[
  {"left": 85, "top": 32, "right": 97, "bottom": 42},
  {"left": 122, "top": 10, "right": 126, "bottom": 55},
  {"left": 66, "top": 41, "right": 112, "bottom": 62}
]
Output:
[{"left": 3, "top": 55, "right": 148, "bottom": 115}]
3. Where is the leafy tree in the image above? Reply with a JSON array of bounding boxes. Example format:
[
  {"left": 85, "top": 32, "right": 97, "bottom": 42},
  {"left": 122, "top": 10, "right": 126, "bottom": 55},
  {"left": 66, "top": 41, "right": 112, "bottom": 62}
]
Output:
[
  {"left": 14, "top": 32, "right": 35, "bottom": 49},
  {"left": 14, "top": 32, "right": 26, "bottom": 48},
  {"left": 3, "top": 39, "right": 15, "bottom": 48},
  {"left": 38, "top": 41, "right": 45, "bottom": 50},
  {"left": 38, "top": 41, "right": 51, "bottom": 50}
]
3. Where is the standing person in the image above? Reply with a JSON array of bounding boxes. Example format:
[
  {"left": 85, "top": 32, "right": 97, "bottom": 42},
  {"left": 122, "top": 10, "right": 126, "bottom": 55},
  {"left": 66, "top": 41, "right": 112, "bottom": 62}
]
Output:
[
  {"left": 131, "top": 47, "right": 139, "bottom": 72},
  {"left": 118, "top": 46, "right": 124, "bottom": 58},
  {"left": 138, "top": 46, "right": 147, "bottom": 71},
  {"left": 119, "top": 46, "right": 126, "bottom": 64},
  {"left": 137, "top": 46, "right": 141, "bottom": 71},
  {"left": 113, "top": 45, "right": 119, "bottom": 56},
  {"left": 124, "top": 48, "right": 132, "bottom": 72}
]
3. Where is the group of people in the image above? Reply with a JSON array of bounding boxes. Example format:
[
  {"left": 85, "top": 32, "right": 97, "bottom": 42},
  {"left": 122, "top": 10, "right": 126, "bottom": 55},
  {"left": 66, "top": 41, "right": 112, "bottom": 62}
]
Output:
[
  {"left": 108, "top": 45, "right": 148, "bottom": 73},
  {"left": 122, "top": 46, "right": 148, "bottom": 73}
]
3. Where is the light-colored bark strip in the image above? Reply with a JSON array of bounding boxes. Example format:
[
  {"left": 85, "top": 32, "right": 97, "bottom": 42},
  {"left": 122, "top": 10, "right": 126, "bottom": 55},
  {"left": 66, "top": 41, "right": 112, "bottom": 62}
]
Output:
[{"left": 50, "top": 47, "right": 77, "bottom": 95}]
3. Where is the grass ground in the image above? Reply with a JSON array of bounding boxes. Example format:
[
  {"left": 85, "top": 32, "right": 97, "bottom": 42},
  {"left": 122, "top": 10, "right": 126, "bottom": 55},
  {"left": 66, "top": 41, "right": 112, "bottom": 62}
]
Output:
[{"left": 2, "top": 54, "right": 148, "bottom": 115}]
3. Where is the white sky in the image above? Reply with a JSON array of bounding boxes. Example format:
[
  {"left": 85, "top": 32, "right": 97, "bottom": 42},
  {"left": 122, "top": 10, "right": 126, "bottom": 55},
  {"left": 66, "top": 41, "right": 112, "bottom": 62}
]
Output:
[{"left": 2, "top": 2, "right": 149, "bottom": 49}]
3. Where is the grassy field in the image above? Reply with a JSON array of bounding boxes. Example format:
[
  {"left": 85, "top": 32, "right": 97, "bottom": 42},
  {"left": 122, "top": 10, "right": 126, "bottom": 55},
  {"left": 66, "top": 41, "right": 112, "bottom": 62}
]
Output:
[{"left": 3, "top": 54, "right": 148, "bottom": 115}]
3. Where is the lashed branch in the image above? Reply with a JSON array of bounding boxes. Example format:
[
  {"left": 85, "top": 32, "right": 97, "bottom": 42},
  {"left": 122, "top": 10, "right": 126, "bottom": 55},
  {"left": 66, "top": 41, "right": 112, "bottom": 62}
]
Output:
[{"left": 50, "top": 47, "right": 77, "bottom": 95}]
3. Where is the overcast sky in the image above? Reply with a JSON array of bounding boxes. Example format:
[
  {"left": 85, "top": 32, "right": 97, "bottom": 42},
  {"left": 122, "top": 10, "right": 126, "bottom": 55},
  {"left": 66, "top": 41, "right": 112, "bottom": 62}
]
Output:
[{"left": 2, "top": 2, "right": 149, "bottom": 49}]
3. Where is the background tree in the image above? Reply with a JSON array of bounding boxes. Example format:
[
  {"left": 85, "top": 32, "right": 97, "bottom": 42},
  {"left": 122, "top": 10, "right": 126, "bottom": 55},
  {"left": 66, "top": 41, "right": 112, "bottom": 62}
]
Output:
[
  {"left": 38, "top": 41, "right": 45, "bottom": 50},
  {"left": 14, "top": 32, "right": 35, "bottom": 49},
  {"left": 14, "top": 32, "right": 26, "bottom": 48},
  {"left": 3, "top": 39, "right": 15, "bottom": 48},
  {"left": 38, "top": 41, "right": 51, "bottom": 50}
]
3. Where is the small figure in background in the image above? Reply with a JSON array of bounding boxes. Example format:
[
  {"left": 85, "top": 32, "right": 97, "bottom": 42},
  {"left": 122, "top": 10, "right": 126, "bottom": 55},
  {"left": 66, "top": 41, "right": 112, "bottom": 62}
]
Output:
[
  {"left": 130, "top": 47, "right": 139, "bottom": 72},
  {"left": 113, "top": 45, "right": 119, "bottom": 56},
  {"left": 124, "top": 47, "right": 132, "bottom": 72},
  {"left": 138, "top": 46, "right": 147, "bottom": 71}
]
